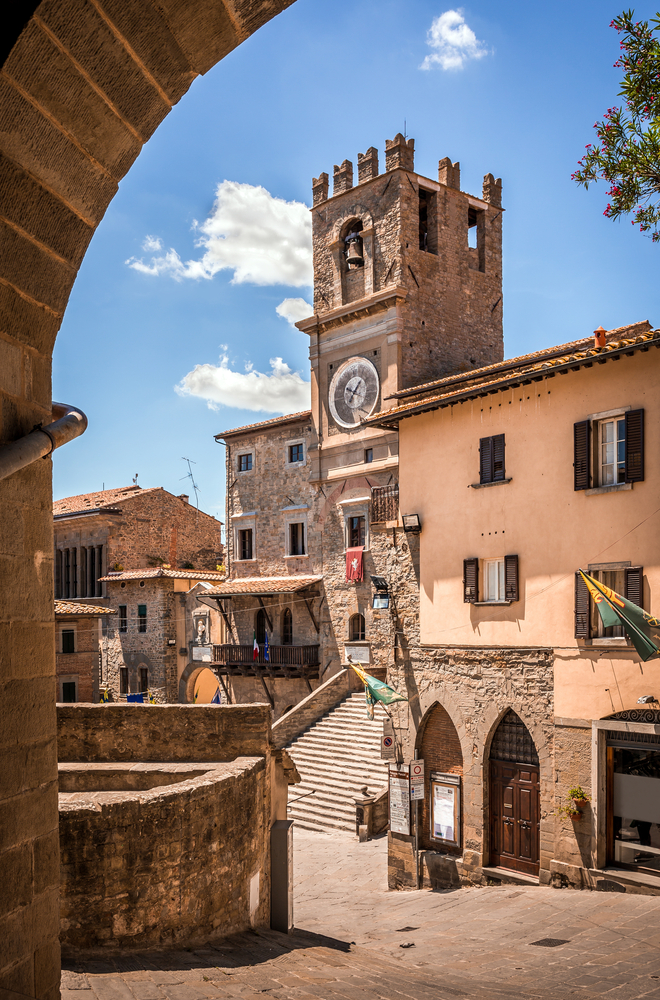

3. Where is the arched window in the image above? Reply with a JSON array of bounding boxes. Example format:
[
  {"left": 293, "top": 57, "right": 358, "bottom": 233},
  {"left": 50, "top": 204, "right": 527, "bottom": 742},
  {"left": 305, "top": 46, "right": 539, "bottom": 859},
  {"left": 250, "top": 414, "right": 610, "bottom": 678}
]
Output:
[
  {"left": 255, "top": 608, "right": 267, "bottom": 645},
  {"left": 349, "top": 613, "right": 365, "bottom": 641},
  {"left": 417, "top": 703, "right": 463, "bottom": 853},
  {"left": 281, "top": 608, "right": 293, "bottom": 645}
]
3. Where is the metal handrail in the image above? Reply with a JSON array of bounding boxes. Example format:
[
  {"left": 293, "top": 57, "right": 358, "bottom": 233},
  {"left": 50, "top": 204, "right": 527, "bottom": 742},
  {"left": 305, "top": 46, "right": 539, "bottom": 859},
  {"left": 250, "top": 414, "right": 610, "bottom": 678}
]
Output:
[{"left": 0, "top": 401, "right": 88, "bottom": 482}]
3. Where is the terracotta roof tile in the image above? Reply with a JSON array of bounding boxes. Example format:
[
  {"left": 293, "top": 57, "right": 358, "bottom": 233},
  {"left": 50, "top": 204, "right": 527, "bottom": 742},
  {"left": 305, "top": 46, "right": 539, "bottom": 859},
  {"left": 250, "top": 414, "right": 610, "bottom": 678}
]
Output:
[
  {"left": 203, "top": 575, "right": 322, "bottom": 596},
  {"left": 53, "top": 485, "right": 159, "bottom": 516},
  {"left": 55, "top": 601, "right": 117, "bottom": 616},
  {"left": 215, "top": 411, "right": 312, "bottom": 440},
  {"left": 99, "top": 568, "right": 227, "bottom": 582},
  {"left": 369, "top": 328, "right": 660, "bottom": 427}
]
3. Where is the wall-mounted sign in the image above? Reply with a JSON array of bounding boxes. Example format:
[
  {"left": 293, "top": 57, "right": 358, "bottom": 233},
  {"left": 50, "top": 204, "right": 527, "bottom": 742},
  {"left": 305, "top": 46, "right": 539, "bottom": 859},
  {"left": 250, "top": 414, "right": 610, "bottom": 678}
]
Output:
[
  {"left": 381, "top": 719, "right": 395, "bottom": 760},
  {"left": 389, "top": 765, "right": 411, "bottom": 835},
  {"left": 430, "top": 771, "right": 461, "bottom": 846},
  {"left": 410, "top": 759, "right": 425, "bottom": 800},
  {"left": 344, "top": 644, "right": 371, "bottom": 664},
  {"left": 192, "top": 646, "right": 211, "bottom": 661}
]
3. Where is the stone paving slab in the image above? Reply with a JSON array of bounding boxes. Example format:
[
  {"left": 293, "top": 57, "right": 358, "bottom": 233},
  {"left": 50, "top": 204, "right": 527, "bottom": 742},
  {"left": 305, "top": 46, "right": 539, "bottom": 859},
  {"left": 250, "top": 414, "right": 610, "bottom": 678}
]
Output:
[{"left": 62, "top": 826, "right": 660, "bottom": 1000}]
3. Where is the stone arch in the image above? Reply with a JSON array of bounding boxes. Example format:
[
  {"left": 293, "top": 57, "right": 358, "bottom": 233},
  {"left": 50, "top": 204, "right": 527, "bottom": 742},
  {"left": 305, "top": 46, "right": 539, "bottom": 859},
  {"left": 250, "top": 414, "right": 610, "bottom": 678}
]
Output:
[
  {"left": 331, "top": 205, "right": 374, "bottom": 241},
  {"left": 178, "top": 661, "right": 211, "bottom": 704},
  {"left": 1, "top": 2, "right": 296, "bottom": 990},
  {"left": 415, "top": 701, "right": 464, "bottom": 853}
]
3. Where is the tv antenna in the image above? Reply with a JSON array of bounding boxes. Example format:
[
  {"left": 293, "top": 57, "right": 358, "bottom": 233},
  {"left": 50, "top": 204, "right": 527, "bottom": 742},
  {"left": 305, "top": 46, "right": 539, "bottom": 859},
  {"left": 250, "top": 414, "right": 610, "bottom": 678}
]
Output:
[
  {"left": 403, "top": 119, "right": 407, "bottom": 140},
  {"left": 132, "top": 473, "right": 138, "bottom": 485},
  {"left": 180, "top": 457, "right": 200, "bottom": 510}
]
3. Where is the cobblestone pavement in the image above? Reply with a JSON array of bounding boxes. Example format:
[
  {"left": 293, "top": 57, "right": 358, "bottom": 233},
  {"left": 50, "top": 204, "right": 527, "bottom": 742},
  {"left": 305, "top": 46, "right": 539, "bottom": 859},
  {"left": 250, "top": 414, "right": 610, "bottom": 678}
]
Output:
[{"left": 62, "top": 828, "right": 660, "bottom": 1000}]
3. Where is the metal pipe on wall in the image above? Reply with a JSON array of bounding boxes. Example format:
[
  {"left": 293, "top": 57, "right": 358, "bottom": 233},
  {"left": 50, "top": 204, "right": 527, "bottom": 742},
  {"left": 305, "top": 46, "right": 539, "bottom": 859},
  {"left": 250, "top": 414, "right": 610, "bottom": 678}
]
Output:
[{"left": 0, "top": 401, "right": 88, "bottom": 482}]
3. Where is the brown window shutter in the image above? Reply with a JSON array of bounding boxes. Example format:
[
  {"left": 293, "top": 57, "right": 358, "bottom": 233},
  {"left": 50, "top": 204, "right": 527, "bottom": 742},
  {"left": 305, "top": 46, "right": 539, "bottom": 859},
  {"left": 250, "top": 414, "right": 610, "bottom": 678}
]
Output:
[
  {"left": 625, "top": 409, "right": 644, "bottom": 482},
  {"left": 492, "top": 434, "right": 505, "bottom": 481},
  {"left": 625, "top": 566, "right": 643, "bottom": 608},
  {"left": 573, "top": 420, "right": 591, "bottom": 491},
  {"left": 463, "top": 558, "right": 479, "bottom": 603},
  {"left": 575, "top": 571, "right": 590, "bottom": 638},
  {"left": 479, "top": 437, "right": 492, "bottom": 484},
  {"left": 504, "top": 554, "right": 519, "bottom": 601}
]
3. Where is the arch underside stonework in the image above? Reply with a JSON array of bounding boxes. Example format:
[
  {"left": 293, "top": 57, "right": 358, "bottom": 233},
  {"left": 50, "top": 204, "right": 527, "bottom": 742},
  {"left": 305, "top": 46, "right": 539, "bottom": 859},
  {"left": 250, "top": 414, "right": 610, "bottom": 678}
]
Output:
[{"left": 0, "top": 1, "right": 295, "bottom": 993}]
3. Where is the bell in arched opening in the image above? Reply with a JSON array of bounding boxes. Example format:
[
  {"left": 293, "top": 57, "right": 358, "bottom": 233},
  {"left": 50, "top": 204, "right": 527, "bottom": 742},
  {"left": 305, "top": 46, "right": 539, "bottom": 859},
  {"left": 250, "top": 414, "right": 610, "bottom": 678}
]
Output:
[{"left": 344, "top": 232, "right": 364, "bottom": 270}]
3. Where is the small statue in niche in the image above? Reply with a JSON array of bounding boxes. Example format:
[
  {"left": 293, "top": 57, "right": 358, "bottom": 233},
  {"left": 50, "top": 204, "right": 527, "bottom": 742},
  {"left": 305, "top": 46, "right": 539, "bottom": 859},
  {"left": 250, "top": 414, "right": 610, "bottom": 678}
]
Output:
[{"left": 193, "top": 613, "right": 210, "bottom": 646}]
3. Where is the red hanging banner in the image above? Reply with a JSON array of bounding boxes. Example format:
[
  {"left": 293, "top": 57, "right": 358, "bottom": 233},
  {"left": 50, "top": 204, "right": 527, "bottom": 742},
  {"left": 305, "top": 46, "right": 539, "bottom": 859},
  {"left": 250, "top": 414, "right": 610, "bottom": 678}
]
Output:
[{"left": 346, "top": 546, "right": 364, "bottom": 582}]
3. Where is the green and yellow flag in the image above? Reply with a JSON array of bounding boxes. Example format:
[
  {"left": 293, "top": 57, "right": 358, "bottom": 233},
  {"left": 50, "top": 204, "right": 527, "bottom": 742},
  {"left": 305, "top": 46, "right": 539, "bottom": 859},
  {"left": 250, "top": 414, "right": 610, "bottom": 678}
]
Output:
[
  {"left": 348, "top": 660, "right": 408, "bottom": 719},
  {"left": 579, "top": 569, "right": 660, "bottom": 662}
]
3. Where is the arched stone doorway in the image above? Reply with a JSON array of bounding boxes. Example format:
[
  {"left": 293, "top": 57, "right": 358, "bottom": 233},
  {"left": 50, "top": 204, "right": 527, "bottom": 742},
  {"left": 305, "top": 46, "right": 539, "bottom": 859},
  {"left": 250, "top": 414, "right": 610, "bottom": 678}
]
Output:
[
  {"left": 0, "top": 2, "right": 296, "bottom": 992},
  {"left": 488, "top": 709, "right": 540, "bottom": 876},
  {"left": 416, "top": 702, "right": 463, "bottom": 854}
]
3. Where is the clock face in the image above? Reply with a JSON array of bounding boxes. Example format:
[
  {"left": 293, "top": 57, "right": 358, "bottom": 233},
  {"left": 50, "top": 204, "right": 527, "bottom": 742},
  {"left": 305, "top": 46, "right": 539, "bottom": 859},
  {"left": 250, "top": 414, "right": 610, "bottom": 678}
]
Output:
[{"left": 328, "top": 356, "right": 380, "bottom": 429}]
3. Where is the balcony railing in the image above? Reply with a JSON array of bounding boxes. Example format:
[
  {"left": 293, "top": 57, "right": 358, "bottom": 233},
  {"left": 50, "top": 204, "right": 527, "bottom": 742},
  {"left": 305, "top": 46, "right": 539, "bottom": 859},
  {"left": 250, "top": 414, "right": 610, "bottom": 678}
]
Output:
[
  {"left": 212, "top": 643, "right": 320, "bottom": 679},
  {"left": 371, "top": 484, "right": 399, "bottom": 523}
]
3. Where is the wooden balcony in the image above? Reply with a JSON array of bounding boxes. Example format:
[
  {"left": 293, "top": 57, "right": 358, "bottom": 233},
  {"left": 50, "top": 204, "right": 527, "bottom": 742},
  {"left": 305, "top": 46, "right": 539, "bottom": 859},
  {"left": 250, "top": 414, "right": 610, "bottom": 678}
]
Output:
[{"left": 212, "top": 643, "right": 320, "bottom": 679}]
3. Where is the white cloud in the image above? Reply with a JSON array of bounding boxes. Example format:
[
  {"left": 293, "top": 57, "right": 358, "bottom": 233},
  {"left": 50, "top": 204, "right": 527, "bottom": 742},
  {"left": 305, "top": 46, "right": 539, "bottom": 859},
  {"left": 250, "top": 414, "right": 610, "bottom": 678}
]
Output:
[
  {"left": 276, "top": 297, "right": 313, "bottom": 326},
  {"left": 176, "top": 353, "right": 311, "bottom": 414},
  {"left": 420, "top": 9, "right": 488, "bottom": 71},
  {"left": 142, "top": 235, "right": 162, "bottom": 252},
  {"left": 126, "top": 181, "right": 312, "bottom": 287}
]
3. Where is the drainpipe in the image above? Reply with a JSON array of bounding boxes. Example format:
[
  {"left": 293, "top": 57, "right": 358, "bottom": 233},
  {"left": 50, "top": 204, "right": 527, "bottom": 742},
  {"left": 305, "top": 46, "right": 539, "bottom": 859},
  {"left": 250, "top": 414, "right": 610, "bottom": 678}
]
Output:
[{"left": 0, "top": 401, "right": 88, "bottom": 482}]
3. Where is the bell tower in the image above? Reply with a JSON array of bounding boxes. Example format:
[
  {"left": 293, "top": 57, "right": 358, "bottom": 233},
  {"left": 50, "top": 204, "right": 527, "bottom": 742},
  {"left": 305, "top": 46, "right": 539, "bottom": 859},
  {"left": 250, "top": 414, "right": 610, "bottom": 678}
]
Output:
[{"left": 296, "top": 134, "right": 504, "bottom": 483}]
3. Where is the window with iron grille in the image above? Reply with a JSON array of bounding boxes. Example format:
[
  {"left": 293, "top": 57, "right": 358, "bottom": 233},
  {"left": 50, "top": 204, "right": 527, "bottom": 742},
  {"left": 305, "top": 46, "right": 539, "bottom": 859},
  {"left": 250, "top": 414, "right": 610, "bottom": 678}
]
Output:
[{"left": 371, "top": 484, "right": 399, "bottom": 523}]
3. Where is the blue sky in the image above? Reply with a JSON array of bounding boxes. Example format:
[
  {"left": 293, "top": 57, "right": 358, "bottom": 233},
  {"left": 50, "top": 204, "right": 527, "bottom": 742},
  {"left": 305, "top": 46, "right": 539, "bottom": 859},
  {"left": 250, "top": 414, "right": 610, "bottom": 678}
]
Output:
[{"left": 52, "top": 0, "right": 660, "bottom": 530}]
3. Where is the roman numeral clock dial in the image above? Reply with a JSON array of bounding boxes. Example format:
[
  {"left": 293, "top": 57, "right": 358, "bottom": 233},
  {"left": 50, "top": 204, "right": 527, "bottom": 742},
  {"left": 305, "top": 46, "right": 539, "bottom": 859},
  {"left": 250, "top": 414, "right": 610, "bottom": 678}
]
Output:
[{"left": 328, "top": 356, "right": 380, "bottom": 429}]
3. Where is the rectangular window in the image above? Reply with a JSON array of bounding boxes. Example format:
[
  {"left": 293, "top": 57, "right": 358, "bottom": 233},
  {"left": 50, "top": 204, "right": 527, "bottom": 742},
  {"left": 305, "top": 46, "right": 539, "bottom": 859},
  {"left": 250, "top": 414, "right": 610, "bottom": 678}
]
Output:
[
  {"left": 139, "top": 667, "right": 148, "bottom": 693},
  {"left": 288, "top": 443, "right": 304, "bottom": 463},
  {"left": 96, "top": 545, "right": 103, "bottom": 596},
  {"left": 71, "top": 548, "right": 77, "bottom": 598},
  {"left": 118, "top": 605, "right": 127, "bottom": 633},
  {"left": 348, "top": 516, "right": 365, "bottom": 549},
  {"left": 64, "top": 548, "right": 70, "bottom": 598},
  {"left": 239, "top": 528, "right": 253, "bottom": 560},
  {"left": 138, "top": 604, "right": 147, "bottom": 633},
  {"left": 61, "top": 680, "right": 77, "bottom": 703},
  {"left": 589, "top": 568, "right": 626, "bottom": 639},
  {"left": 430, "top": 774, "right": 460, "bottom": 846},
  {"left": 484, "top": 558, "right": 505, "bottom": 601},
  {"left": 598, "top": 417, "right": 626, "bottom": 485},
  {"left": 120, "top": 667, "right": 128, "bottom": 695},
  {"left": 289, "top": 522, "right": 305, "bottom": 556},
  {"left": 55, "top": 550, "right": 62, "bottom": 599},
  {"left": 364, "top": 448, "right": 373, "bottom": 464},
  {"left": 479, "top": 434, "right": 505, "bottom": 484},
  {"left": 575, "top": 564, "right": 643, "bottom": 639},
  {"left": 238, "top": 453, "right": 252, "bottom": 472},
  {"left": 61, "top": 629, "right": 75, "bottom": 654},
  {"left": 419, "top": 188, "right": 437, "bottom": 254}
]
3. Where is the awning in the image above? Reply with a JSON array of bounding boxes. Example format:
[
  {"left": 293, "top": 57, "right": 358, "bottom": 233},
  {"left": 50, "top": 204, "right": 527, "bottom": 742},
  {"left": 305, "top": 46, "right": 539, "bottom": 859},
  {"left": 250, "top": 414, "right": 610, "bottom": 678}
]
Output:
[{"left": 199, "top": 575, "right": 322, "bottom": 599}]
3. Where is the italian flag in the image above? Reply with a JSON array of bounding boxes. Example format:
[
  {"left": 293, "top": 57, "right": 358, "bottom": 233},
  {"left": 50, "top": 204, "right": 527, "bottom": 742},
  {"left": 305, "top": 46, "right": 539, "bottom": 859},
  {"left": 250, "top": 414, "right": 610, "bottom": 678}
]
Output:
[{"left": 253, "top": 631, "right": 259, "bottom": 661}]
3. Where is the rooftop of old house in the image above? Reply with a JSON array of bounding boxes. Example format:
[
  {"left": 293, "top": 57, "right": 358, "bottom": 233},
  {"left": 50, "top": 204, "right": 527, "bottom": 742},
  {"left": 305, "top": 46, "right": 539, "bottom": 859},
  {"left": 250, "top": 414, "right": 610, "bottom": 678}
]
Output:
[
  {"left": 55, "top": 601, "right": 117, "bottom": 616},
  {"left": 214, "top": 410, "right": 312, "bottom": 440},
  {"left": 368, "top": 321, "right": 658, "bottom": 428},
  {"left": 99, "top": 568, "right": 227, "bottom": 582},
  {"left": 203, "top": 575, "right": 322, "bottom": 596},
  {"left": 53, "top": 485, "right": 220, "bottom": 522}
]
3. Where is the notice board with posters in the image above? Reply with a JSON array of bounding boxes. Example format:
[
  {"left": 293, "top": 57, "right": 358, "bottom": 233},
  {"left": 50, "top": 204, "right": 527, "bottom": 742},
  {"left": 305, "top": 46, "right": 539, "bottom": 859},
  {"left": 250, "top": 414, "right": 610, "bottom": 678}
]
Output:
[
  {"left": 389, "top": 765, "right": 411, "bottom": 835},
  {"left": 430, "top": 771, "right": 461, "bottom": 846}
]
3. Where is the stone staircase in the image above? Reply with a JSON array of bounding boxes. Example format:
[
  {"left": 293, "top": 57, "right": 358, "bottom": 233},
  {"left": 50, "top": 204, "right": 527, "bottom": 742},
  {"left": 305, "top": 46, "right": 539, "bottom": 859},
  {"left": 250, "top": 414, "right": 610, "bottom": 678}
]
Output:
[{"left": 286, "top": 692, "right": 388, "bottom": 833}]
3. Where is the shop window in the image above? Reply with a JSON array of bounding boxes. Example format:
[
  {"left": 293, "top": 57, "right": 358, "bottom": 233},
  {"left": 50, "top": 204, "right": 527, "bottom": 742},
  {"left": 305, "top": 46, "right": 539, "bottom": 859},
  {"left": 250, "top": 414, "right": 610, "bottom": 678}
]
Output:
[
  {"left": 611, "top": 739, "right": 660, "bottom": 874},
  {"left": 349, "top": 613, "right": 365, "bottom": 641},
  {"left": 239, "top": 528, "right": 253, "bottom": 560},
  {"left": 61, "top": 629, "right": 75, "bottom": 654},
  {"left": 282, "top": 608, "right": 293, "bottom": 645},
  {"left": 138, "top": 604, "right": 147, "bottom": 633}
]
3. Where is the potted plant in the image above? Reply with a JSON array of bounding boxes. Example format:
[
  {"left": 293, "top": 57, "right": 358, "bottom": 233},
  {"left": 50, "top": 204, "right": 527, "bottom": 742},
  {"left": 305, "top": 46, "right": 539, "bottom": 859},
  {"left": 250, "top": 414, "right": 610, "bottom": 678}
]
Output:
[{"left": 558, "top": 786, "right": 590, "bottom": 821}]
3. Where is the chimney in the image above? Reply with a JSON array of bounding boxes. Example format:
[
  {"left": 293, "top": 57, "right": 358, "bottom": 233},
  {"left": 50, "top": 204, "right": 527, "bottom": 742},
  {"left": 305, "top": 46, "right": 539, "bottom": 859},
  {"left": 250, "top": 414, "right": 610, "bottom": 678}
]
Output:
[
  {"left": 594, "top": 326, "right": 606, "bottom": 349},
  {"left": 178, "top": 494, "right": 189, "bottom": 504}
]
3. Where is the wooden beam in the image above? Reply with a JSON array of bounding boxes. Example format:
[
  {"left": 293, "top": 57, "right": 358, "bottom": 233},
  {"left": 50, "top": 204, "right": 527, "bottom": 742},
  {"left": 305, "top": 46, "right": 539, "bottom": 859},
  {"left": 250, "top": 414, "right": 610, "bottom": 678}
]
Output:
[
  {"left": 303, "top": 595, "right": 320, "bottom": 634},
  {"left": 215, "top": 672, "right": 232, "bottom": 704},
  {"left": 258, "top": 596, "right": 273, "bottom": 631},
  {"left": 259, "top": 674, "right": 274, "bottom": 708},
  {"left": 217, "top": 600, "right": 233, "bottom": 639}
]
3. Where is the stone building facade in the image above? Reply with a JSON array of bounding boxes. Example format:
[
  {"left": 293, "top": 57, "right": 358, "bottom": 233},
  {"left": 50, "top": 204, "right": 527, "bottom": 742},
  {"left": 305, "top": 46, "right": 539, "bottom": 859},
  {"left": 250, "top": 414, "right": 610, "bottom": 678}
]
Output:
[
  {"left": 54, "top": 601, "right": 116, "bottom": 703},
  {"left": 53, "top": 484, "right": 224, "bottom": 600}
]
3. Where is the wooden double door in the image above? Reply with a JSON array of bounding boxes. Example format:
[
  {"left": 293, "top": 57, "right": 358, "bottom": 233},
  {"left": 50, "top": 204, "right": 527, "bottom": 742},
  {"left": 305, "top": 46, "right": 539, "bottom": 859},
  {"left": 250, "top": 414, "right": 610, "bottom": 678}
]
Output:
[{"left": 490, "top": 759, "right": 540, "bottom": 876}]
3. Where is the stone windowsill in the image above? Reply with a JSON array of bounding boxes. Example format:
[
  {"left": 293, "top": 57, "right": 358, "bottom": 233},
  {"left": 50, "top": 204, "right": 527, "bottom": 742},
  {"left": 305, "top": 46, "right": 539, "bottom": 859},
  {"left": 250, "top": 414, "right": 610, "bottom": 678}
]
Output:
[
  {"left": 474, "top": 600, "right": 512, "bottom": 606},
  {"left": 284, "top": 553, "right": 309, "bottom": 559},
  {"left": 470, "top": 478, "right": 512, "bottom": 490},
  {"left": 585, "top": 482, "right": 632, "bottom": 496}
]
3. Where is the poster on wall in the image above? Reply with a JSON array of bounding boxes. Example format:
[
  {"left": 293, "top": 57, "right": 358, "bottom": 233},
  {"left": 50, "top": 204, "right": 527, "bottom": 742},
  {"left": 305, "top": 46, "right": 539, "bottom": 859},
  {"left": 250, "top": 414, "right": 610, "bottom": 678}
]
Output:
[
  {"left": 389, "top": 766, "right": 411, "bottom": 835},
  {"left": 431, "top": 772, "right": 461, "bottom": 846}
]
